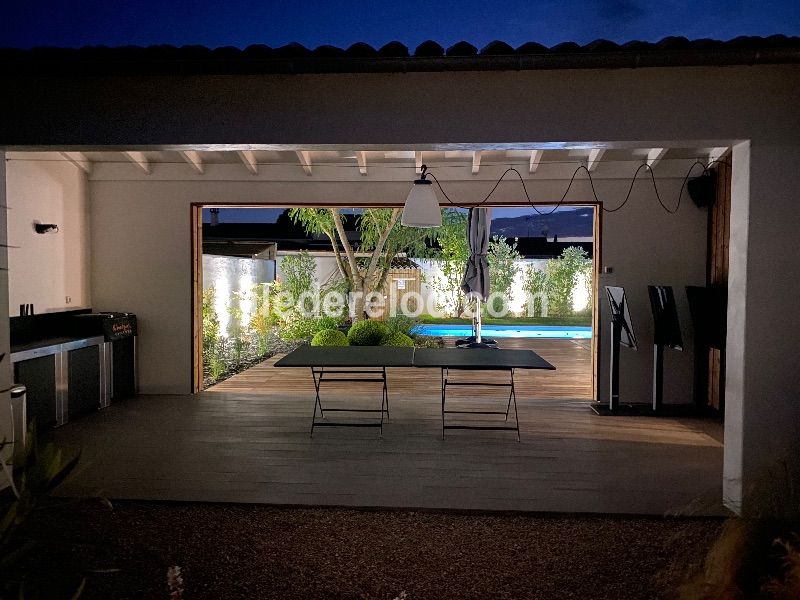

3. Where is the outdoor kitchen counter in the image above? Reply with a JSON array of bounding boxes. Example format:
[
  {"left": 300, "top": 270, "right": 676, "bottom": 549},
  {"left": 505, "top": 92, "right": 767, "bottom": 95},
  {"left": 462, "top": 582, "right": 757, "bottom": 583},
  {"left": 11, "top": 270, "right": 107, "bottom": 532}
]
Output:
[
  {"left": 11, "top": 335, "right": 109, "bottom": 428},
  {"left": 11, "top": 335, "right": 106, "bottom": 362}
]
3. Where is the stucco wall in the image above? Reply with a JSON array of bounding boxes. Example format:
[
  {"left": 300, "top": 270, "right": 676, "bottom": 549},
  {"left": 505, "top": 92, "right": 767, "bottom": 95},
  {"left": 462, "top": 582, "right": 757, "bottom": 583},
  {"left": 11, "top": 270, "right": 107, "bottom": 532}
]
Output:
[
  {"left": 5, "top": 62, "right": 800, "bottom": 512},
  {"left": 5, "top": 154, "right": 90, "bottom": 314},
  {"left": 89, "top": 176, "right": 705, "bottom": 407}
]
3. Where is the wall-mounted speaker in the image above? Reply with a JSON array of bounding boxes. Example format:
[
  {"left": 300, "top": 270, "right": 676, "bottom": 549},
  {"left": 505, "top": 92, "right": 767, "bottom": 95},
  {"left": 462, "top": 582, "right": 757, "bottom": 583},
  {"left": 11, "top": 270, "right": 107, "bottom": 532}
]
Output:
[{"left": 687, "top": 172, "right": 716, "bottom": 208}]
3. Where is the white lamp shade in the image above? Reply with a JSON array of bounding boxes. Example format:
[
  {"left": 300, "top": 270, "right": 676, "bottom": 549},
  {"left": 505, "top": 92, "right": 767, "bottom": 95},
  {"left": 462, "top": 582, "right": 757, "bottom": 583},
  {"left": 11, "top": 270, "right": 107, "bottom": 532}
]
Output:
[{"left": 401, "top": 182, "right": 442, "bottom": 228}]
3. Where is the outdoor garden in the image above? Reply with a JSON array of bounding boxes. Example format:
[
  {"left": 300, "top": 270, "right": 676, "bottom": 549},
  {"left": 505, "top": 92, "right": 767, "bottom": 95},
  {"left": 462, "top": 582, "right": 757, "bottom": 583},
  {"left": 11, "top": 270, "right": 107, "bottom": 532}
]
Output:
[{"left": 202, "top": 207, "right": 593, "bottom": 388}]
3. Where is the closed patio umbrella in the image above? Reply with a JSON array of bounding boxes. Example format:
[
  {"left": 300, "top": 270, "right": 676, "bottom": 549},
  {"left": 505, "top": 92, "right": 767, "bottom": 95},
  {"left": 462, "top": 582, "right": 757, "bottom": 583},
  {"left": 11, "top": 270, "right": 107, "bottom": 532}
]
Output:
[{"left": 461, "top": 207, "right": 493, "bottom": 345}]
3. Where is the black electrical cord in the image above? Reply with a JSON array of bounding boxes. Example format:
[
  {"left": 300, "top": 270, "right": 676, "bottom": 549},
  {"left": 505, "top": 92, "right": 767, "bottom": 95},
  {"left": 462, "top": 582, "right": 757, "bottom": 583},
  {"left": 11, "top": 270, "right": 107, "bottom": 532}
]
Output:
[{"left": 428, "top": 158, "right": 731, "bottom": 216}]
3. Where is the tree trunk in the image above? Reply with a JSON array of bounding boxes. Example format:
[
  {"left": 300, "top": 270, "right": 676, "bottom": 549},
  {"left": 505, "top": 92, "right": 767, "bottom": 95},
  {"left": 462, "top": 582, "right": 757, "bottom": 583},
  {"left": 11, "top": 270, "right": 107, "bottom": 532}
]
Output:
[{"left": 351, "top": 280, "right": 367, "bottom": 322}]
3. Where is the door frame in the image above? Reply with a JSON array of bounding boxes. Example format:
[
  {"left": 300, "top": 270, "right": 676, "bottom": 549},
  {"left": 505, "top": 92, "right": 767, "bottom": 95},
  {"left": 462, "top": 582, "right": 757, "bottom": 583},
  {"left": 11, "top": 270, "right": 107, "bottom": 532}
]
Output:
[{"left": 191, "top": 201, "right": 602, "bottom": 399}]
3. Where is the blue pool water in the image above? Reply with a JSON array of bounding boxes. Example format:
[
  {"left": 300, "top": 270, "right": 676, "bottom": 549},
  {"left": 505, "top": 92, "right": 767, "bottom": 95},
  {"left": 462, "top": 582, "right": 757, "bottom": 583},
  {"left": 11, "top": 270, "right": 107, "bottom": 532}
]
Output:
[{"left": 411, "top": 324, "right": 592, "bottom": 339}]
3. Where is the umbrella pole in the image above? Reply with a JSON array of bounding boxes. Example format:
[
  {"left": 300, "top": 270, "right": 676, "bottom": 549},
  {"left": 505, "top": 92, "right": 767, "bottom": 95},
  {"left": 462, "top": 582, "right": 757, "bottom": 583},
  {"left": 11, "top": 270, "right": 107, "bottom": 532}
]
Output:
[{"left": 476, "top": 297, "right": 482, "bottom": 343}]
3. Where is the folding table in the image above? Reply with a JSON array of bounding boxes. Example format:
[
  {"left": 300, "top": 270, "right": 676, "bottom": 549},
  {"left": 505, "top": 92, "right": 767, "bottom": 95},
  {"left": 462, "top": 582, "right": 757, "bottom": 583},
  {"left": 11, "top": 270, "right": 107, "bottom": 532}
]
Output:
[
  {"left": 274, "top": 345, "right": 555, "bottom": 439},
  {"left": 273, "top": 345, "right": 414, "bottom": 436},
  {"left": 412, "top": 348, "right": 555, "bottom": 440}
]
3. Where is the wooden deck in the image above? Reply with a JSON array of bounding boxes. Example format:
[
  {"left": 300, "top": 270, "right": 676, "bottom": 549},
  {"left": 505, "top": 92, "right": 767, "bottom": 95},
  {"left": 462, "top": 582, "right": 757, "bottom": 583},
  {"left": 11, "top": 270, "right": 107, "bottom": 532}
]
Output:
[
  {"left": 209, "top": 338, "right": 595, "bottom": 400},
  {"left": 52, "top": 339, "right": 725, "bottom": 515}
]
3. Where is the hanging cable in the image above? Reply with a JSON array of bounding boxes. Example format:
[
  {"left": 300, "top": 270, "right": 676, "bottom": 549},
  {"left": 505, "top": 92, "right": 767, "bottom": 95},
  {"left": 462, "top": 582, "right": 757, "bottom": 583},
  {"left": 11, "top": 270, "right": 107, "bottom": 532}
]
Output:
[
  {"left": 5, "top": 152, "right": 731, "bottom": 216},
  {"left": 427, "top": 159, "right": 730, "bottom": 216}
]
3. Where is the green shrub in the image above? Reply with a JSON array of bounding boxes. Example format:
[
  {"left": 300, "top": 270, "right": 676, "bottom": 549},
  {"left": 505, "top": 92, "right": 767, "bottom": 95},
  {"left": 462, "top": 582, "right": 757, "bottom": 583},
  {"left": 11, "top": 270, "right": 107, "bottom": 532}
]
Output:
[
  {"left": 347, "top": 319, "right": 389, "bottom": 346},
  {"left": 278, "top": 311, "right": 318, "bottom": 341},
  {"left": 380, "top": 331, "right": 415, "bottom": 347},
  {"left": 412, "top": 334, "right": 445, "bottom": 348},
  {"left": 314, "top": 315, "right": 342, "bottom": 333},
  {"left": 385, "top": 315, "right": 418, "bottom": 336},
  {"left": 311, "top": 329, "right": 349, "bottom": 347}
]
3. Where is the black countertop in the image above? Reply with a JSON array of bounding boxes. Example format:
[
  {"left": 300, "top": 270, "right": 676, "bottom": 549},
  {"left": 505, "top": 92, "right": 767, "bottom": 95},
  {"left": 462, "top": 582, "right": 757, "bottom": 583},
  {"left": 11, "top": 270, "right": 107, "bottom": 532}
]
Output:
[{"left": 11, "top": 335, "right": 105, "bottom": 358}]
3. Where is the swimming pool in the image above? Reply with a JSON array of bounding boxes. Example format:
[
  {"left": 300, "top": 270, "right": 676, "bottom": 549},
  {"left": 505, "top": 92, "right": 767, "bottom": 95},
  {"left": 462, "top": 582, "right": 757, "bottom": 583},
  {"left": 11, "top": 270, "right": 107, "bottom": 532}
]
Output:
[{"left": 411, "top": 324, "right": 592, "bottom": 339}]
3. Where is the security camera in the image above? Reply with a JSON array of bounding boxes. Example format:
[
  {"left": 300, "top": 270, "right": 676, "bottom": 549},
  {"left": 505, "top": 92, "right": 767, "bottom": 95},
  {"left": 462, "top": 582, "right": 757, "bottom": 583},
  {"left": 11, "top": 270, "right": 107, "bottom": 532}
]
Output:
[{"left": 34, "top": 222, "right": 59, "bottom": 234}]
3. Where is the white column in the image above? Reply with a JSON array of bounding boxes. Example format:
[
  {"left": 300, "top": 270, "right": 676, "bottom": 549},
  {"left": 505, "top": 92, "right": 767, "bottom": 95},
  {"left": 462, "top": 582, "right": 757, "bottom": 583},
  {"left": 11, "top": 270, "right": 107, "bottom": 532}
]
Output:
[{"left": 724, "top": 141, "right": 800, "bottom": 514}]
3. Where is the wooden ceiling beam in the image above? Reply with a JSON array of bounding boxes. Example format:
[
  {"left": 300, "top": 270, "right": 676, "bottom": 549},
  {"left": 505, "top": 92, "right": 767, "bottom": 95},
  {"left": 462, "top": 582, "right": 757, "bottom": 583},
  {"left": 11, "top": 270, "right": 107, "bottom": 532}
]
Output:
[
  {"left": 60, "top": 152, "right": 92, "bottom": 174},
  {"left": 124, "top": 151, "right": 151, "bottom": 174},
  {"left": 646, "top": 148, "right": 668, "bottom": 168},
  {"left": 528, "top": 150, "right": 543, "bottom": 173},
  {"left": 708, "top": 147, "right": 729, "bottom": 165},
  {"left": 587, "top": 149, "right": 605, "bottom": 172},
  {"left": 180, "top": 150, "right": 204, "bottom": 174},
  {"left": 236, "top": 150, "right": 258, "bottom": 175},
  {"left": 471, "top": 151, "right": 482, "bottom": 175},
  {"left": 356, "top": 151, "right": 367, "bottom": 175},
  {"left": 295, "top": 150, "right": 312, "bottom": 176}
]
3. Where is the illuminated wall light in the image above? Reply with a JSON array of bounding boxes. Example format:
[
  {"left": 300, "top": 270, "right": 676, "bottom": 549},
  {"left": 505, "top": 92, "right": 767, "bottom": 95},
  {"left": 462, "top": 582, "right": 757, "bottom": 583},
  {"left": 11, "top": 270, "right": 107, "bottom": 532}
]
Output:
[
  {"left": 238, "top": 273, "right": 254, "bottom": 327},
  {"left": 214, "top": 272, "right": 231, "bottom": 338}
]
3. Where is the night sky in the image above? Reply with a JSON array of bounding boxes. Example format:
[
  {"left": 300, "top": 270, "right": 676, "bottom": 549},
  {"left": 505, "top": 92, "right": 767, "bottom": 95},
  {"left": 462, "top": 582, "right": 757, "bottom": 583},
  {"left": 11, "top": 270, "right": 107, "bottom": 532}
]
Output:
[{"left": 2, "top": 0, "right": 798, "bottom": 49}]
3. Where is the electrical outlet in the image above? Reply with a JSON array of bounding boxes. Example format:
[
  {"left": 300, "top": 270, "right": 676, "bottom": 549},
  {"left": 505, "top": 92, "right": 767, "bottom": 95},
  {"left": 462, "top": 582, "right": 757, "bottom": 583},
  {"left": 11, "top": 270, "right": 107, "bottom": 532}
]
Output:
[{"left": 65, "top": 296, "right": 71, "bottom": 304}]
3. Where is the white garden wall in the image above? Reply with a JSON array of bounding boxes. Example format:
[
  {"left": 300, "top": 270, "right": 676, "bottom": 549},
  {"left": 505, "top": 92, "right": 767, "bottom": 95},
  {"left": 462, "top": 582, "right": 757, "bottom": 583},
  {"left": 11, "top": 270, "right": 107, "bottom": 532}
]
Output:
[{"left": 202, "top": 254, "right": 274, "bottom": 337}]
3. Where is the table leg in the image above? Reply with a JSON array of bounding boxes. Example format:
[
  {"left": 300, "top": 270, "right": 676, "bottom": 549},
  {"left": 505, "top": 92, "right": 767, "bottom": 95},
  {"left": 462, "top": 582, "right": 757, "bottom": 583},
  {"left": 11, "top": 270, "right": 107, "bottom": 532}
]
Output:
[
  {"left": 310, "top": 367, "right": 324, "bottom": 437},
  {"left": 505, "top": 368, "right": 513, "bottom": 421},
  {"left": 383, "top": 366, "right": 390, "bottom": 420},
  {"left": 380, "top": 367, "right": 387, "bottom": 437},
  {"left": 441, "top": 367, "right": 446, "bottom": 440},
  {"left": 308, "top": 367, "right": 389, "bottom": 436},
  {"left": 510, "top": 368, "right": 520, "bottom": 442}
]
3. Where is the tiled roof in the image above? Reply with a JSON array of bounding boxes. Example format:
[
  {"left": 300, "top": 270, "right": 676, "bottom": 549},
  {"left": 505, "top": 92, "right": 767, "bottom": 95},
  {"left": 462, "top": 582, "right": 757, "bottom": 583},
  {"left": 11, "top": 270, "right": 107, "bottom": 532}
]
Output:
[{"left": 2, "top": 35, "right": 799, "bottom": 75}]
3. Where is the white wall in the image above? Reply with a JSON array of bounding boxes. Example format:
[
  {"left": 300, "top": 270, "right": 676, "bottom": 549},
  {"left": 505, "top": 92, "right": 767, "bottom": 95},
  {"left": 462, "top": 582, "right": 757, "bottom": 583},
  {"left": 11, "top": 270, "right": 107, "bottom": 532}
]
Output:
[
  {"left": 724, "top": 142, "right": 800, "bottom": 513},
  {"left": 6, "top": 154, "right": 90, "bottom": 314},
  {"left": 597, "top": 179, "right": 707, "bottom": 405},
  {"left": 7, "top": 61, "right": 800, "bottom": 514},
  {"left": 418, "top": 257, "right": 558, "bottom": 316},
  {"left": 202, "top": 254, "right": 274, "bottom": 336},
  {"left": 89, "top": 177, "right": 706, "bottom": 405},
  {"left": 276, "top": 254, "right": 340, "bottom": 289},
  {"left": 90, "top": 186, "right": 189, "bottom": 394}
]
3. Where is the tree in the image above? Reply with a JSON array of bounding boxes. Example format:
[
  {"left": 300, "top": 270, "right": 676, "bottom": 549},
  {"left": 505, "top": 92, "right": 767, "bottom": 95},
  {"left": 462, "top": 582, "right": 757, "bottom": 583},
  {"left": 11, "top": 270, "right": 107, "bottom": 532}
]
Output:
[
  {"left": 289, "top": 208, "right": 433, "bottom": 320},
  {"left": 544, "top": 246, "right": 591, "bottom": 317},
  {"left": 423, "top": 209, "right": 469, "bottom": 317},
  {"left": 522, "top": 266, "right": 549, "bottom": 316},
  {"left": 487, "top": 235, "right": 521, "bottom": 316},
  {"left": 279, "top": 250, "right": 316, "bottom": 303}
]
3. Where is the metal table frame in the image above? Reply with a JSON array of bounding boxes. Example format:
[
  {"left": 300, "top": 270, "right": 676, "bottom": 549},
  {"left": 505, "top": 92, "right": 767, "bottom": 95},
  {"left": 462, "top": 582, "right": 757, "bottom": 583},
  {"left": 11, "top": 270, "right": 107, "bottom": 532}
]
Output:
[
  {"left": 309, "top": 366, "right": 390, "bottom": 436},
  {"left": 440, "top": 366, "right": 520, "bottom": 441},
  {"left": 275, "top": 346, "right": 554, "bottom": 440}
]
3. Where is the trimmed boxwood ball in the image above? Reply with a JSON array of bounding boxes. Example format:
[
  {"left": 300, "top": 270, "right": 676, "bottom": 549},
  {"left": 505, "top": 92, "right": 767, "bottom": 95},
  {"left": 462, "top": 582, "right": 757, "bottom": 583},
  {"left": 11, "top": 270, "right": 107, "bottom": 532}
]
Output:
[
  {"left": 380, "top": 331, "right": 415, "bottom": 347},
  {"left": 311, "top": 328, "right": 349, "bottom": 347},
  {"left": 347, "top": 320, "right": 389, "bottom": 346}
]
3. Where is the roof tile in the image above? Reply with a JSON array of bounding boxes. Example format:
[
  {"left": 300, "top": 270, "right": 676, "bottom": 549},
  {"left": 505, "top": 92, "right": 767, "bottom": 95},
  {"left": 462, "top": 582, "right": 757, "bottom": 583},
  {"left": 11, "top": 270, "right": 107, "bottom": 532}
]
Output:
[
  {"left": 413, "top": 40, "right": 445, "bottom": 57},
  {"left": 345, "top": 42, "right": 378, "bottom": 57},
  {"left": 480, "top": 40, "right": 515, "bottom": 55},
  {"left": 446, "top": 41, "right": 478, "bottom": 56},
  {"left": 516, "top": 42, "right": 549, "bottom": 54},
  {"left": 1, "top": 36, "right": 798, "bottom": 75},
  {"left": 378, "top": 41, "right": 409, "bottom": 57},
  {"left": 273, "top": 42, "right": 311, "bottom": 58},
  {"left": 549, "top": 41, "right": 582, "bottom": 53},
  {"left": 312, "top": 44, "right": 345, "bottom": 58}
]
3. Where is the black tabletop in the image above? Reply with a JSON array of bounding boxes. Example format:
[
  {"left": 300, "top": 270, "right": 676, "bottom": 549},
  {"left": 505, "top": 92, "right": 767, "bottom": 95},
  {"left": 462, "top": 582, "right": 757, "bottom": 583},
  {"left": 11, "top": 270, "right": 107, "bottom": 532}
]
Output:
[
  {"left": 412, "top": 348, "right": 555, "bottom": 370},
  {"left": 274, "top": 345, "right": 415, "bottom": 368}
]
